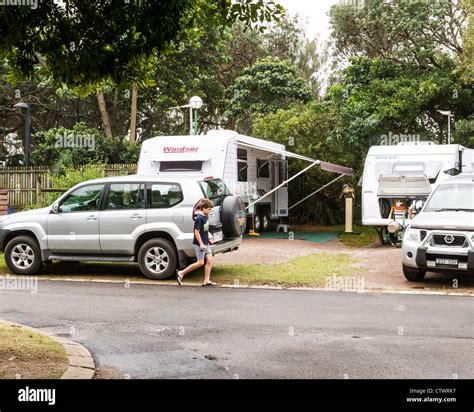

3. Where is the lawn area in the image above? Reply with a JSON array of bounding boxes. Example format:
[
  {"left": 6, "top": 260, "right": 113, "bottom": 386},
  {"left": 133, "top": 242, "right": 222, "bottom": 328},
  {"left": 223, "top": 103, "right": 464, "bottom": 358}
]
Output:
[
  {"left": 0, "top": 252, "right": 359, "bottom": 288},
  {"left": 0, "top": 322, "right": 68, "bottom": 379},
  {"left": 183, "top": 252, "right": 357, "bottom": 287},
  {"left": 291, "top": 224, "right": 380, "bottom": 248}
]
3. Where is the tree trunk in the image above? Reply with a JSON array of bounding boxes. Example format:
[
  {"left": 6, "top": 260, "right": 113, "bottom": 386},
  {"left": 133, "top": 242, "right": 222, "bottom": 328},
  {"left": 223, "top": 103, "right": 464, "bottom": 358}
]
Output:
[
  {"left": 129, "top": 85, "right": 138, "bottom": 143},
  {"left": 97, "top": 89, "right": 113, "bottom": 140}
]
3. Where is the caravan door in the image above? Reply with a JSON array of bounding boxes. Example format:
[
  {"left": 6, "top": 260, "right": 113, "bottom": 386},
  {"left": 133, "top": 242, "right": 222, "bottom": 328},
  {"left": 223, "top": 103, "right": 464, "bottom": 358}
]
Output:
[{"left": 270, "top": 159, "right": 289, "bottom": 218}]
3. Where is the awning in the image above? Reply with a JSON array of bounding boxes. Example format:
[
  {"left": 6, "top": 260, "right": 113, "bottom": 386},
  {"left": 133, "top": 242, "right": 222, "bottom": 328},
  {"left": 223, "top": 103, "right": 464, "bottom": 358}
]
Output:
[{"left": 236, "top": 139, "right": 353, "bottom": 175}]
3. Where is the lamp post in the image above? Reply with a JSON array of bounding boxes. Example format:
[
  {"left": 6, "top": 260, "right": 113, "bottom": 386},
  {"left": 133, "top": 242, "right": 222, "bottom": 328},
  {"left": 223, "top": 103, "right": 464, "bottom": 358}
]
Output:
[
  {"left": 189, "top": 96, "right": 203, "bottom": 135},
  {"left": 169, "top": 96, "right": 203, "bottom": 136},
  {"left": 14, "top": 102, "right": 31, "bottom": 167},
  {"left": 437, "top": 110, "right": 453, "bottom": 144}
]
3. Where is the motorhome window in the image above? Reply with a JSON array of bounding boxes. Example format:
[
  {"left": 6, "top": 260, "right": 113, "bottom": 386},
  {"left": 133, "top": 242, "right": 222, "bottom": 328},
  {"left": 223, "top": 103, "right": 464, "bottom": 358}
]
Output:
[
  {"left": 147, "top": 183, "right": 183, "bottom": 208},
  {"left": 237, "top": 149, "right": 247, "bottom": 161},
  {"left": 392, "top": 163, "right": 424, "bottom": 174},
  {"left": 423, "top": 183, "right": 474, "bottom": 212},
  {"left": 105, "top": 183, "right": 145, "bottom": 210},
  {"left": 237, "top": 148, "right": 248, "bottom": 182},
  {"left": 159, "top": 161, "right": 203, "bottom": 172},
  {"left": 199, "top": 178, "right": 231, "bottom": 207},
  {"left": 257, "top": 159, "right": 270, "bottom": 178},
  {"left": 238, "top": 163, "right": 248, "bottom": 182}
]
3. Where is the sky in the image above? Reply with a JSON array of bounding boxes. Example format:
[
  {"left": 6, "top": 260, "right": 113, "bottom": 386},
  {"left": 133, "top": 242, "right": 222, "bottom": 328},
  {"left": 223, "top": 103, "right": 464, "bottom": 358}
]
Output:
[{"left": 276, "top": 0, "right": 340, "bottom": 44}]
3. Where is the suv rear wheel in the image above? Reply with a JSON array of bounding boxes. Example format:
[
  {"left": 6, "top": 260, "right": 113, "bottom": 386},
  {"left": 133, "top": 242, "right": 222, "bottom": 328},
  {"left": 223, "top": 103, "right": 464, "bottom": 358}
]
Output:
[
  {"left": 5, "top": 235, "right": 43, "bottom": 275},
  {"left": 402, "top": 264, "right": 426, "bottom": 281},
  {"left": 138, "top": 238, "right": 177, "bottom": 280},
  {"left": 221, "top": 196, "right": 246, "bottom": 238}
]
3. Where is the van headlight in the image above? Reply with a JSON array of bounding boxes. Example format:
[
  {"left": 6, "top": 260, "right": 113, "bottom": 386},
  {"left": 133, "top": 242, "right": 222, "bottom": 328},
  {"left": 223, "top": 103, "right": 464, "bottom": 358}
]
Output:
[{"left": 404, "top": 227, "right": 421, "bottom": 243}]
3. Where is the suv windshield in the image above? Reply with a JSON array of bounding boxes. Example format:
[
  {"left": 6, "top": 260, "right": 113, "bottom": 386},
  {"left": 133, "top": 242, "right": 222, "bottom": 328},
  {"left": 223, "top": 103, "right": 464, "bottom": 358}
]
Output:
[
  {"left": 423, "top": 183, "right": 474, "bottom": 212},
  {"left": 199, "top": 178, "right": 231, "bottom": 207}
]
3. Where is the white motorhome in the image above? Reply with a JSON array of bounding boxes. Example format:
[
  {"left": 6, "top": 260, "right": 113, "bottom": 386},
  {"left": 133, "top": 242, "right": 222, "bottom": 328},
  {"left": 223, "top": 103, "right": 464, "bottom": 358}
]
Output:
[
  {"left": 137, "top": 129, "right": 352, "bottom": 231},
  {"left": 361, "top": 142, "right": 474, "bottom": 232}
]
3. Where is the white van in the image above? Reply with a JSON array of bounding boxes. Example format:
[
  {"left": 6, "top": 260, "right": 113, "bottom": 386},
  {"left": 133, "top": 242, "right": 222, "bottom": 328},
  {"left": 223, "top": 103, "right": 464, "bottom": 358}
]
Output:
[{"left": 361, "top": 142, "right": 474, "bottom": 233}]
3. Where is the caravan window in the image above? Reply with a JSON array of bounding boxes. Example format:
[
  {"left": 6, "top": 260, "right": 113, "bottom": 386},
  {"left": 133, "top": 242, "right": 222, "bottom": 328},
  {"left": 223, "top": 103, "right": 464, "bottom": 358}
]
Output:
[
  {"left": 237, "top": 148, "right": 248, "bottom": 182},
  {"left": 159, "top": 161, "right": 203, "bottom": 172},
  {"left": 392, "top": 163, "right": 424, "bottom": 174},
  {"left": 257, "top": 159, "right": 270, "bottom": 178}
]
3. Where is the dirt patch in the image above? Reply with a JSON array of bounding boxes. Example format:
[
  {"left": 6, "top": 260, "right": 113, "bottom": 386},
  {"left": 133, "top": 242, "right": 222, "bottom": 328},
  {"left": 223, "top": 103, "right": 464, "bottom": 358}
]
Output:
[
  {"left": 215, "top": 237, "right": 474, "bottom": 293},
  {"left": 0, "top": 323, "right": 68, "bottom": 379},
  {"left": 214, "top": 238, "right": 328, "bottom": 265}
]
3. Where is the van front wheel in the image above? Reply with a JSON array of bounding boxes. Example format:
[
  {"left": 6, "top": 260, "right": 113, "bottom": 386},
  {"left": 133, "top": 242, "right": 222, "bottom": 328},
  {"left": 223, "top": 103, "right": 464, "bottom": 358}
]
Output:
[{"left": 402, "top": 264, "right": 426, "bottom": 281}]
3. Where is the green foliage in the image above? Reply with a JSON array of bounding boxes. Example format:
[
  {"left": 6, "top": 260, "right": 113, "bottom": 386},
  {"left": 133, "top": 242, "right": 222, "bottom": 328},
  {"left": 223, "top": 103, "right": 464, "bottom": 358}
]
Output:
[
  {"left": 0, "top": 0, "right": 283, "bottom": 89},
  {"left": 44, "top": 163, "right": 106, "bottom": 205},
  {"left": 29, "top": 123, "right": 139, "bottom": 171},
  {"left": 225, "top": 57, "right": 312, "bottom": 132},
  {"left": 329, "top": 0, "right": 467, "bottom": 68}
]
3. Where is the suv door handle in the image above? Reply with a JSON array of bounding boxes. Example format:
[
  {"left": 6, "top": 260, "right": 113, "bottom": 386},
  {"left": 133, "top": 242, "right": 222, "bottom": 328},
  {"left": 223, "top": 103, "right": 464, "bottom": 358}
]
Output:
[
  {"left": 130, "top": 214, "right": 143, "bottom": 219},
  {"left": 86, "top": 215, "right": 98, "bottom": 221}
]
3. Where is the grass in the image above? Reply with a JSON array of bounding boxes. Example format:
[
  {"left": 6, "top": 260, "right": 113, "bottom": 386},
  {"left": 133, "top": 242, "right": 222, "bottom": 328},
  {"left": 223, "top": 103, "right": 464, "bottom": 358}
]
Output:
[
  {"left": 0, "top": 252, "right": 359, "bottom": 288},
  {"left": 0, "top": 323, "right": 68, "bottom": 379},
  {"left": 291, "top": 224, "right": 380, "bottom": 248},
  {"left": 182, "top": 252, "right": 358, "bottom": 287}
]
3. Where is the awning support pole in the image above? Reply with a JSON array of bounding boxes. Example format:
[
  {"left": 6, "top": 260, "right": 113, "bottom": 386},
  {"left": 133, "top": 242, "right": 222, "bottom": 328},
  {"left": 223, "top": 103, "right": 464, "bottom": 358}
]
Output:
[
  {"left": 245, "top": 161, "right": 320, "bottom": 210},
  {"left": 288, "top": 174, "right": 346, "bottom": 211}
]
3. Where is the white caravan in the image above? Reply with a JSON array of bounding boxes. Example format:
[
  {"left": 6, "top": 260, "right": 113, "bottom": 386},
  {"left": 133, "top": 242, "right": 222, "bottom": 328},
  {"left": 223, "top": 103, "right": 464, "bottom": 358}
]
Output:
[
  {"left": 137, "top": 129, "right": 352, "bottom": 231},
  {"left": 361, "top": 142, "right": 474, "bottom": 231}
]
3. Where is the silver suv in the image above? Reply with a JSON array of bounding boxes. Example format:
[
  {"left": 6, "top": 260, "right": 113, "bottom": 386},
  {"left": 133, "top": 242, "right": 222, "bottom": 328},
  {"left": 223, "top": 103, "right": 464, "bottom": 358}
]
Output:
[
  {"left": 0, "top": 175, "right": 246, "bottom": 279},
  {"left": 402, "top": 173, "right": 474, "bottom": 281}
]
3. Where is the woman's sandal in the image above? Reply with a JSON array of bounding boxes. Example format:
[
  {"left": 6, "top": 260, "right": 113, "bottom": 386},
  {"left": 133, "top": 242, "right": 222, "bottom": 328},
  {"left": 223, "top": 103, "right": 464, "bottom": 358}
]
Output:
[
  {"left": 176, "top": 270, "right": 182, "bottom": 286},
  {"left": 202, "top": 281, "right": 217, "bottom": 287}
]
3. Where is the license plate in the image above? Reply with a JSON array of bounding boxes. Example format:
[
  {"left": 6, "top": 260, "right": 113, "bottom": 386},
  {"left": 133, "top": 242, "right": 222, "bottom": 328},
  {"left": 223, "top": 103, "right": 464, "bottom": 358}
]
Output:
[
  {"left": 212, "top": 230, "right": 223, "bottom": 243},
  {"left": 436, "top": 258, "right": 458, "bottom": 266}
]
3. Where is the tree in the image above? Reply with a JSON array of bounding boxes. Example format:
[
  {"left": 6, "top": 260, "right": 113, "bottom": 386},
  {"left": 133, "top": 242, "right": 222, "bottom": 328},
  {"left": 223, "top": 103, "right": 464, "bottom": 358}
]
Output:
[
  {"left": 225, "top": 57, "right": 312, "bottom": 133},
  {"left": 0, "top": 0, "right": 284, "bottom": 88},
  {"left": 329, "top": 0, "right": 468, "bottom": 69}
]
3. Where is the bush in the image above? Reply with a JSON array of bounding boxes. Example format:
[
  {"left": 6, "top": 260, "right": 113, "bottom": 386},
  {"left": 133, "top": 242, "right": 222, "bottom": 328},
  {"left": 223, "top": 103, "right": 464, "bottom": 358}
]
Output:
[
  {"left": 30, "top": 123, "right": 140, "bottom": 171},
  {"left": 43, "top": 163, "right": 106, "bottom": 205}
]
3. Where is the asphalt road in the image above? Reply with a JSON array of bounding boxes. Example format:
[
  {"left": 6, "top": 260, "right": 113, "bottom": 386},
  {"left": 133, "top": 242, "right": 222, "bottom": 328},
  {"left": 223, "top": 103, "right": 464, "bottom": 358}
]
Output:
[{"left": 0, "top": 281, "right": 472, "bottom": 379}]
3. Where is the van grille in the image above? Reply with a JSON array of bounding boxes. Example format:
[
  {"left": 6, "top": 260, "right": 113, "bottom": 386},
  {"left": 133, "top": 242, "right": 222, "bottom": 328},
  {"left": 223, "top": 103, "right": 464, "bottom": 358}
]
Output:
[
  {"left": 431, "top": 234, "right": 467, "bottom": 247},
  {"left": 420, "top": 230, "right": 427, "bottom": 241}
]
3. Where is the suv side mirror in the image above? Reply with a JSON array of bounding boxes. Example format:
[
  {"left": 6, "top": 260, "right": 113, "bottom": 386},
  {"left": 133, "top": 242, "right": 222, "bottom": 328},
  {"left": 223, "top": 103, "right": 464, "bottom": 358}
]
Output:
[{"left": 51, "top": 202, "right": 59, "bottom": 214}]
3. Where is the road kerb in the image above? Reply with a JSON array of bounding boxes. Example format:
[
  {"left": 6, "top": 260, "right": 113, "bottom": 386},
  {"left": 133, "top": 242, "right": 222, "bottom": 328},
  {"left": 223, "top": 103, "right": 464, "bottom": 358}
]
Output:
[{"left": 0, "top": 319, "right": 95, "bottom": 379}]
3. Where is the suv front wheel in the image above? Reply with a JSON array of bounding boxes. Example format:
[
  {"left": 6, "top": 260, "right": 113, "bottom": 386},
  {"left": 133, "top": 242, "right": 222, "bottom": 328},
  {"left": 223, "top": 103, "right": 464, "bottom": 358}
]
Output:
[
  {"left": 402, "top": 264, "right": 426, "bottom": 281},
  {"left": 5, "top": 235, "right": 43, "bottom": 275},
  {"left": 138, "top": 238, "right": 177, "bottom": 280}
]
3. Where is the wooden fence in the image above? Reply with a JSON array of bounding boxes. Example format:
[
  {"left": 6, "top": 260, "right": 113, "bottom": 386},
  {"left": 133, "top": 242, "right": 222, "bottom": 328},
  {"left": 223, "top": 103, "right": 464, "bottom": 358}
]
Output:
[{"left": 0, "top": 164, "right": 136, "bottom": 210}]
